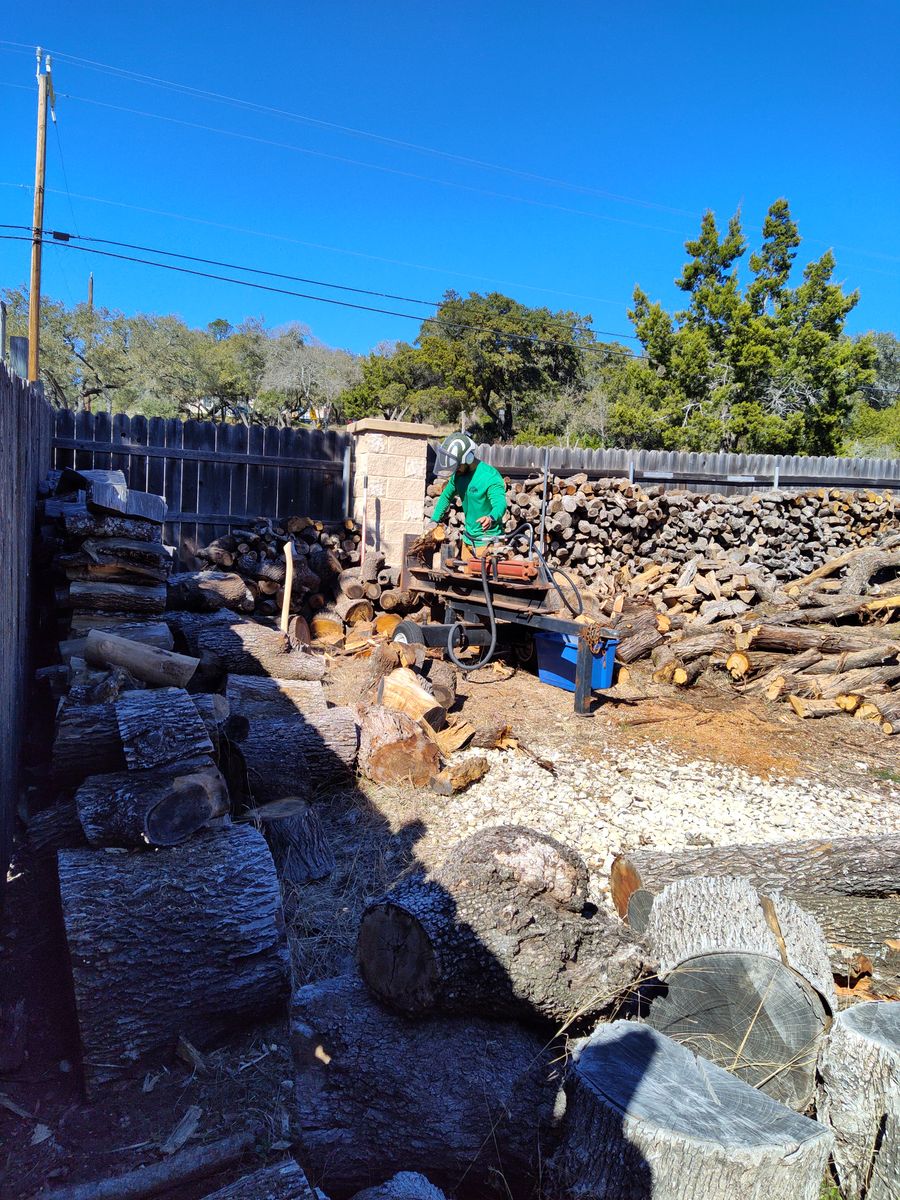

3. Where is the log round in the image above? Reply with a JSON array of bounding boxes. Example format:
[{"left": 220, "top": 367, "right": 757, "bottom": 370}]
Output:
[
  {"left": 358, "top": 706, "right": 440, "bottom": 787},
  {"left": 357, "top": 825, "right": 646, "bottom": 1026},
  {"left": 58, "top": 826, "right": 290, "bottom": 1094},
  {"left": 547, "top": 1022, "right": 833, "bottom": 1200},
  {"left": 816, "top": 1002, "right": 900, "bottom": 1200},
  {"left": 640, "top": 876, "right": 835, "bottom": 1110},
  {"left": 233, "top": 709, "right": 358, "bottom": 804},
  {"left": 290, "top": 974, "right": 562, "bottom": 1197},
  {"left": 74, "top": 760, "right": 229, "bottom": 847},
  {"left": 243, "top": 798, "right": 335, "bottom": 886},
  {"left": 610, "top": 835, "right": 900, "bottom": 917}
]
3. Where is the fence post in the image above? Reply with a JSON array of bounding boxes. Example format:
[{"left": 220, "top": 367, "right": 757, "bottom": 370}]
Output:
[
  {"left": 9, "top": 336, "right": 28, "bottom": 378},
  {"left": 342, "top": 442, "right": 352, "bottom": 520},
  {"left": 0, "top": 300, "right": 6, "bottom": 364}
]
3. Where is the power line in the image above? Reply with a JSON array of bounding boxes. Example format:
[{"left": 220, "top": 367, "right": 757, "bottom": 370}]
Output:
[
  {"left": 0, "top": 222, "right": 642, "bottom": 341},
  {"left": 0, "top": 180, "right": 630, "bottom": 309},
  {"left": 0, "top": 232, "right": 642, "bottom": 362}
]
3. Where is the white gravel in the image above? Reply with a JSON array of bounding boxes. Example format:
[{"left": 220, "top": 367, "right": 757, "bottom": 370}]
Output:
[{"left": 436, "top": 736, "right": 900, "bottom": 907}]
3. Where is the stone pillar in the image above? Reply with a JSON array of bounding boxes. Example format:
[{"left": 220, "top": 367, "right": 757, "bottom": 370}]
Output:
[{"left": 346, "top": 419, "right": 444, "bottom": 567}]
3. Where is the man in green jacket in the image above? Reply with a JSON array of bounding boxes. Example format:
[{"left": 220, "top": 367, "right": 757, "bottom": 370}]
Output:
[{"left": 429, "top": 432, "right": 507, "bottom": 558}]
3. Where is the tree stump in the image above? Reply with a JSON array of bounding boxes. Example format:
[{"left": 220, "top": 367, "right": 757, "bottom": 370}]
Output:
[
  {"left": 358, "top": 825, "right": 647, "bottom": 1026},
  {"left": 243, "top": 798, "right": 335, "bottom": 886},
  {"left": 548, "top": 1022, "right": 833, "bottom": 1200},
  {"left": 58, "top": 826, "right": 290, "bottom": 1094},
  {"left": 75, "top": 761, "right": 229, "bottom": 847},
  {"left": 641, "top": 876, "right": 835, "bottom": 1110},
  {"left": 817, "top": 1002, "right": 900, "bottom": 1200},
  {"left": 290, "top": 974, "right": 562, "bottom": 1196}
]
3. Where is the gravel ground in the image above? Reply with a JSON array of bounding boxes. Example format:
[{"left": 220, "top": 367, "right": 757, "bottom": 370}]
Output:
[{"left": 400, "top": 733, "right": 900, "bottom": 909}]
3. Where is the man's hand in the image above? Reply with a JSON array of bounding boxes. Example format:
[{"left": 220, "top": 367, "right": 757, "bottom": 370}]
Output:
[{"left": 477, "top": 515, "right": 493, "bottom": 531}]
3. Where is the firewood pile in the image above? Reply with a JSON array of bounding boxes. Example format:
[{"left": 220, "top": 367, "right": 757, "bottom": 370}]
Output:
[
  {"left": 602, "top": 533, "right": 900, "bottom": 735},
  {"left": 426, "top": 472, "right": 898, "bottom": 588}
]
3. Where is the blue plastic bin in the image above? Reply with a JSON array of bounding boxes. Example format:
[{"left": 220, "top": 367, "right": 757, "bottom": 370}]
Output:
[{"left": 534, "top": 631, "right": 618, "bottom": 694}]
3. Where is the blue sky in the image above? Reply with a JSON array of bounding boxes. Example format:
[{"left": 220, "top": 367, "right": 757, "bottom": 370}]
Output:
[{"left": 1, "top": 1, "right": 898, "bottom": 353}]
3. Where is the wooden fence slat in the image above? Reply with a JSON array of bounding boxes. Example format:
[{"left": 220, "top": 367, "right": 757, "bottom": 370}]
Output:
[
  {"left": 245, "top": 423, "right": 266, "bottom": 524},
  {"left": 209, "top": 421, "right": 233, "bottom": 545},
  {"left": 146, "top": 417, "right": 167, "bottom": 499},
  {"left": 163, "top": 417, "right": 184, "bottom": 550}
]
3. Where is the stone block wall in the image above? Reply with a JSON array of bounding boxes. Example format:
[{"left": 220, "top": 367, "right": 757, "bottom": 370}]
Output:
[{"left": 346, "top": 419, "right": 445, "bottom": 564}]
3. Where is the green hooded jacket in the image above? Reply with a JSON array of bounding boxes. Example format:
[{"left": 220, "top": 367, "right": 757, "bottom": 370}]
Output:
[{"left": 432, "top": 459, "right": 507, "bottom": 546}]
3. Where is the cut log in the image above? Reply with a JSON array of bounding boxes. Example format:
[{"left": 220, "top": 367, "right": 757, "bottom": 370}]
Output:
[
  {"left": 429, "top": 756, "right": 488, "bottom": 795},
  {"left": 671, "top": 655, "right": 708, "bottom": 686},
  {"left": 377, "top": 667, "right": 446, "bottom": 730},
  {"left": 167, "top": 571, "right": 255, "bottom": 613},
  {"left": 817, "top": 1002, "right": 900, "bottom": 1200},
  {"left": 84, "top": 629, "right": 200, "bottom": 689},
  {"left": 58, "top": 826, "right": 290, "bottom": 1093},
  {"left": 26, "top": 803, "right": 87, "bottom": 856},
  {"left": 63, "top": 509, "right": 162, "bottom": 543},
  {"left": 349, "top": 1173, "right": 446, "bottom": 1200},
  {"left": 358, "top": 825, "right": 646, "bottom": 1026},
  {"left": 339, "top": 569, "right": 366, "bottom": 599},
  {"left": 199, "top": 1159, "right": 316, "bottom": 1200},
  {"left": 424, "top": 661, "right": 457, "bottom": 710},
  {"left": 380, "top": 588, "right": 416, "bottom": 614},
  {"left": 234, "top": 708, "right": 359, "bottom": 802},
  {"left": 358, "top": 706, "right": 440, "bottom": 787},
  {"left": 547, "top": 1022, "right": 833, "bottom": 1200},
  {"left": 788, "top": 695, "right": 844, "bottom": 719},
  {"left": 309, "top": 611, "right": 344, "bottom": 645},
  {"left": 374, "top": 613, "right": 402, "bottom": 638},
  {"left": 69, "top": 581, "right": 167, "bottom": 614},
  {"left": 115, "top": 688, "right": 213, "bottom": 771},
  {"left": 75, "top": 761, "right": 229, "bottom": 847},
  {"left": 225, "top": 677, "right": 327, "bottom": 723},
  {"left": 89, "top": 482, "right": 167, "bottom": 523},
  {"left": 286, "top": 614, "right": 311, "bottom": 649},
  {"left": 171, "top": 613, "right": 327, "bottom": 681},
  {"left": 242, "top": 798, "right": 334, "bottom": 887},
  {"left": 610, "top": 834, "right": 900, "bottom": 918},
  {"left": 51, "top": 699, "right": 125, "bottom": 787},
  {"left": 359, "top": 552, "right": 385, "bottom": 584},
  {"left": 641, "top": 876, "right": 834, "bottom": 1110},
  {"left": 736, "top": 622, "right": 886, "bottom": 655},
  {"left": 335, "top": 595, "right": 375, "bottom": 625},
  {"left": 290, "top": 974, "right": 561, "bottom": 1196},
  {"left": 67, "top": 615, "right": 175, "bottom": 647},
  {"left": 879, "top": 698, "right": 900, "bottom": 734}
]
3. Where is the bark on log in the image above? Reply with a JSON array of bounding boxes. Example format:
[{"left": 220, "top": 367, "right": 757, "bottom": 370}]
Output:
[
  {"left": 339, "top": 569, "right": 366, "bottom": 599},
  {"left": 610, "top": 835, "right": 900, "bottom": 917},
  {"left": 290, "top": 974, "right": 562, "bottom": 1196},
  {"left": 234, "top": 708, "right": 359, "bottom": 803},
  {"left": 68, "top": 615, "right": 174, "bottom": 647},
  {"left": 26, "top": 802, "right": 87, "bottom": 856},
  {"left": 84, "top": 629, "right": 200, "bottom": 689},
  {"left": 641, "top": 876, "right": 834, "bottom": 1110},
  {"left": 358, "top": 825, "right": 647, "bottom": 1026},
  {"left": 424, "top": 661, "right": 457, "bottom": 710},
  {"left": 199, "top": 1159, "right": 316, "bottom": 1200},
  {"left": 349, "top": 1173, "right": 446, "bottom": 1200},
  {"left": 225, "top": 677, "right": 327, "bottom": 724},
  {"left": 58, "top": 826, "right": 290, "bottom": 1093},
  {"left": 547, "top": 1022, "right": 833, "bottom": 1200},
  {"left": 816, "top": 1002, "right": 900, "bottom": 1200},
  {"left": 335, "top": 595, "right": 375, "bottom": 626},
  {"left": 51, "top": 699, "right": 125, "bottom": 787},
  {"left": 736, "top": 622, "right": 887, "bottom": 655},
  {"left": 170, "top": 613, "right": 327, "bottom": 681},
  {"left": 358, "top": 706, "right": 440, "bottom": 787},
  {"left": 63, "top": 509, "right": 162, "bottom": 543},
  {"left": 115, "top": 688, "right": 214, "bottom": 771},
  {"left": 69, "top": 581, "right": 167, "bottom": 614},
  {"left": 167, "top": 571, "right": 256, "bottom": 613},
  {"left": 75, "top": 760, "right": 229, "bottom": 847}
]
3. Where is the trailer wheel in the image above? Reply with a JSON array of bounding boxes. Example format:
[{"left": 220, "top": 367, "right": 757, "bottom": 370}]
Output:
[{"left": 392, "top": 620, "right": 426, "bottom": 645}]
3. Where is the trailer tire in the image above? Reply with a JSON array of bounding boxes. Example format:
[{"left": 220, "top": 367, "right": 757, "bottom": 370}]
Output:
[{"left": 392, "top": 621, "right": 426, "bottom": 646}]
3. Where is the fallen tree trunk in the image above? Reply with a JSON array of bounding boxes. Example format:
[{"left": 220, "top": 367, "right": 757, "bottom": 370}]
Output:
[
  {"left": 610, "top": 835, "right": 900, "bottom": 917},
  {"left": 75, "top": 760, "right": 229, "bottom": 847},
  {"left": 357, "top": 706, "right": 440, "bottom": 787},
  {"left": 58, "top": 826, "right": 290, "bottom": 1093},
  {"left": 84, "top": 629, "right": 200, "bottom": 689},
  {"left": 291, "top": 974, "right": 562, "bottom": 1197},
  {"left": 171, "top": 614, "right": 327, "bottom": 681},
  {"left": 548, "top": 1022, "right": 833, "bottom": 1200},
  {"left": 641, "top": 876, "right": 834, "bottom": 1110},
  {"left": 817, "top": 1002, "right": 900, "bottom": 1200},
  {"left": 358, "top": 825, "right": 647, "bottom": 1026},
  {"left": 225, "top": 676, "right": 327, "bottom": 724}
]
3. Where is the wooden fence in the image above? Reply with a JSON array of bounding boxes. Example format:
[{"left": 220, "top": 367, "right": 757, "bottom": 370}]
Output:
[
  {"left": 479, "top": 443, "right": 900, "bottom": 495},
  {"left": 51, "top": 411, "right": 352, "bottom": 555},
  {"left": 0, "top": 364, "right": 53, "bottom": 902}
]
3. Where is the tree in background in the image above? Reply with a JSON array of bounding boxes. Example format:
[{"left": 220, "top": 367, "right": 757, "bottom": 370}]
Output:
[
  {"left": 625, "top": 200, "right": 876, "bottom": 454},
  {"left": 844, "top": 331, "right": 900, "bottom": 456}
]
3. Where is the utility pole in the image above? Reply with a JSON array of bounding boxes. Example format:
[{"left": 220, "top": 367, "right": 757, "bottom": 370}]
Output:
[
  {"left": 87, "top": 272, "right": 94, "bottom": 312},
  {"left": 27, "top": 49, "right": 50, "bottom": 382}
]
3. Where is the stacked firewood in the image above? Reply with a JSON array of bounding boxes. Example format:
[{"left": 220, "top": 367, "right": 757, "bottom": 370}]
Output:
[
  {"left": 425, "top": 472, "right": 898, "bottom": 588},
  {"left": 603, "top": 534, "right": 900, "bottom": 735}
]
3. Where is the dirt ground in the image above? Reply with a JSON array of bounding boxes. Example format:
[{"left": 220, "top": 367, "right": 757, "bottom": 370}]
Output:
[{"left": 2, "top": 651, "right": 898, "bottom": 1198}]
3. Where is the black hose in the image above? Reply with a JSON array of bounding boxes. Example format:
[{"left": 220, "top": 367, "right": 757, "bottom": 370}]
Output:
[{"left": 446, "top": 550, "right": 498, "bottom": 672}]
